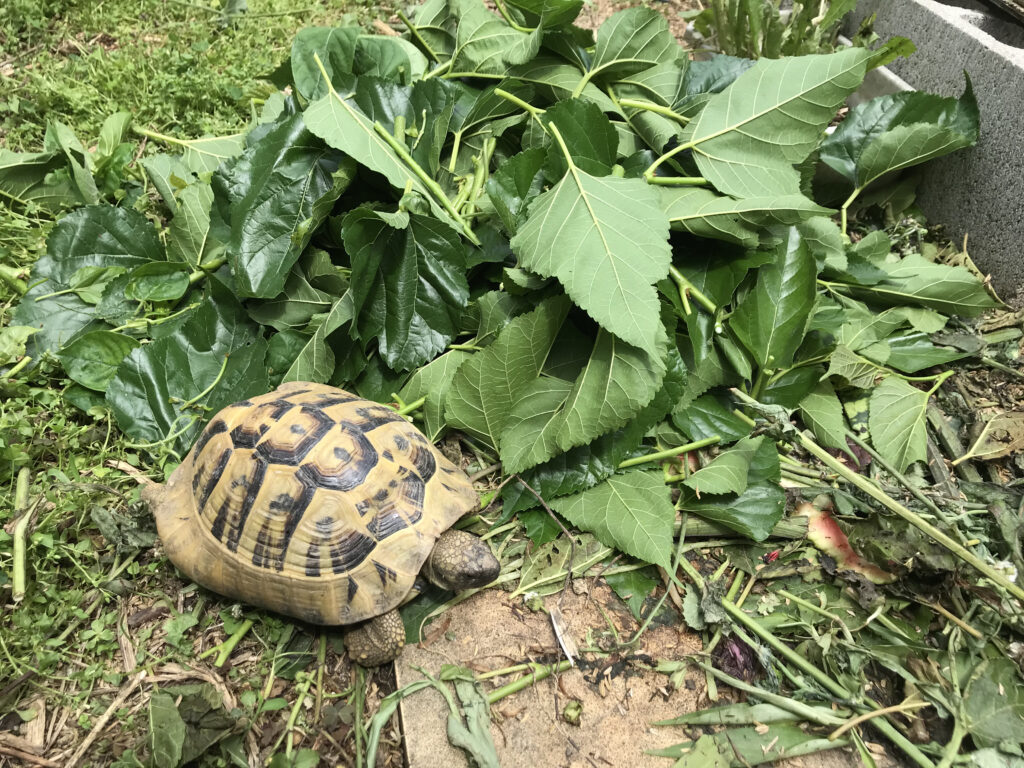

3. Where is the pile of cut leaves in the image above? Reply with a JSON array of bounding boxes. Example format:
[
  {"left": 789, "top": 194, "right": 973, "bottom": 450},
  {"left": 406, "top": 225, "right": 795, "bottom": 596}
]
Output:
[{"left": 4, "top": 0, "right": 1024, "bottom": 763}]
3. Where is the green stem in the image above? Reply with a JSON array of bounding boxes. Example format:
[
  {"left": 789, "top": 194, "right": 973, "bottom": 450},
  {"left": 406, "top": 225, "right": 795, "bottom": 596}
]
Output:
[
  {"left": 282, "top": 670, "right": 316, "bottom": 757},
  {"left": 617, "top": 436, "right": 720, "bottom": 470},
  {"left": 494, "top": 88, "right": 546, "bottom": 123},
  {"left": 492, "top": 0, "right": 534, "bottom": 32},
  {"left": 396, "top": 396, "right": 425, "bottom": 417},
  {"left": 668, "top": 265, "right": 717, "bottom": 314},
  {"left": 1, "top": 356, "right": 32, "bottom": 381},
  {"left": 0, "top": 265, "right": 27, "bottom": 295},
  {"left": 422, "top": 60, "right": 453, "bottom": 80},
  {"left": 396, "top": 9, "right": 439, "bottom": 62},
  {"left": 188, "top": 254, "right": 228, "bottom": 285},
  {"left": 775, "top": 588, "right": 854, "bottom": 643},
  {"left": 840, "top": 186, "right": 863, "bottom": 235},
  {"left": 354, "top": 666, "right": 366, "bottom": 768},
  {"left": 486, "top": 660, "right": 573, "bottom": 704},
  {"left": 122, "top": 414, "right": 200, "bottom": 451},
  {"left": 981, "top": 356, "right": 1024, "bottom": 379},
  {"left": 796, "top": 429, "right": 1024, "bottom": 603},
  {"left": 109, "top": 302, "right": 201, "bottom": 333},
  {"left": 844, "top": 430, "right": 968, "bottom": 543},
  {"left": 617, "top": 98, "right": 691, "bottom": 126},
  {"left": 721, "top": 599, "right": 936, "bottom": 768},
  {"left": 11, "top": 469, "right": 32, "bottom": 601},
  {"left": 197, "top": 618, "right": 254, "bottom": 664},
  {"left": 372, "top": 121, "right": 480, "bottom": 245},
  {"left": 180, "top": 354, "right": 231, "bottom": 410},
  {"left": 645, "top": 175, "right": 710, "bottom": 187},
  {"left": 644, "top": 140, "right": 696, "bottom": 180},
  {"left": 693, "top": 662, "right": 847, "bottom": 726}
]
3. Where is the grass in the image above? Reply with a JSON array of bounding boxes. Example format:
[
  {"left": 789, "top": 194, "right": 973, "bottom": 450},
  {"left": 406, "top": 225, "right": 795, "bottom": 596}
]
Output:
[
  {"left": 0, "top": 0, "right": 391, "bottom": 151},
  {"left": 3, "top": 0, "right": 1024, "bottom": 766},
  {"left": 0, "top": 1, "right": 404, "bottom": 765}
]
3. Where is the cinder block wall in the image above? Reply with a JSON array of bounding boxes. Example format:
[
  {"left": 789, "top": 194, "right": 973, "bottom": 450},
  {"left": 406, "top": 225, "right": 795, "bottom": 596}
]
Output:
[{"left": 845, "top": 0, "right": 1024, "bottom": 300}]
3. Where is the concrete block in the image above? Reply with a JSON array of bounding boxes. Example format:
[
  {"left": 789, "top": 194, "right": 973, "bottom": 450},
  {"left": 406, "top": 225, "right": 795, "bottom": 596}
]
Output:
[{"left": 844, "top": 0, "right": 1024, "bottom": 298}]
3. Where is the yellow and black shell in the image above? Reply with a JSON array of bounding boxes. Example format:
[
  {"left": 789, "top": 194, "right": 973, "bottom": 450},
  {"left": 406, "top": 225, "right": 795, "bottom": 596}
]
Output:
[{"left": 143, "top": 381, "right": 478, "bottom": 625}]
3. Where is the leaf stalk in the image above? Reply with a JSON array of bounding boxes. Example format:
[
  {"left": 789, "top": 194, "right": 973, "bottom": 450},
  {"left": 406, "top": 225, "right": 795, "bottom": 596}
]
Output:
[{"left": 618, "top": 436, "right": 720, "bottom": 470}]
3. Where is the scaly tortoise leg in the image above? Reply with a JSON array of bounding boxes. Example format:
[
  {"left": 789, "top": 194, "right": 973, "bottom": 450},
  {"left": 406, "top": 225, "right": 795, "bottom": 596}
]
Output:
[{"left": 344, "top": 608, "right": 405, "bottom": 666}]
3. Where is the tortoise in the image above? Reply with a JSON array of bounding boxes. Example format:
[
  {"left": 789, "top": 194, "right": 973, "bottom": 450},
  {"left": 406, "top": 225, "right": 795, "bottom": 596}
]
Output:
[{"left": 142, "top": 381, "right": 499, "bottom": 666}]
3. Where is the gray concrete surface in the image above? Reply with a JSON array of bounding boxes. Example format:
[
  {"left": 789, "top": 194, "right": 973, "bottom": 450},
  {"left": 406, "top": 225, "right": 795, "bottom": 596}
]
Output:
[{"left": 845, "top": 0, "right": 1024, "bottom": 299}]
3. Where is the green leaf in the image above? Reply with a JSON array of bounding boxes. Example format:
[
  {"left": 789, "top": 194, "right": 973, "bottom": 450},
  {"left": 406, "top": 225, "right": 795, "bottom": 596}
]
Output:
[
  {"left": 485, "top": 147, "right": 546, "bottom": 233},
  {"left": 511, "top": 170, "right": 670, "bottom": 356},
  {"left": 685, "top": 47, "right": 869, "bottom": 197},
  {"left": 964, "top": 658, "right": 1024, "bottom": 749},
  {"left": 282, "top": 292, "right": 355, "bottom": 384},
  {"left": 871, "top": 332, "right": 972, "bottom": 373},
  {"left": 589, "top": 8, "right": 680, "bottom": 84},
  {"left": 673, "top": 391, "right": 751, "bottom": 444},
  {"left": 682, "top": 436, "right": 766, "bottom": 496},
  {"left": 166, "top": 181, "right": 214, "bottom": 270},
  {"left": 342, "top": 209, "right": 470, "bottom": 371},
  {"left": 212, "top": 113, "right": 356, "bottom": 298},
  {"left": 179, "top": 134, "right": 246, "bottom": 175},
  {"left": 605, "top": 566, "right": 660, "bottom": 621},
  {"left": 446, "top": 295, "right": 570, "bottom": 447},
  {"left": 0, "top": 326, "right": 37, "bottom": 366},
  {"left": 824, "top": 345, "right": 886, "bottom": 389},
  {"left": 108, "top": 281, "right": 269, "bottom": 453},
  {"left": 506, "top": 0, "right": 582, "bottom": 27},
  {"left": 820, "top": 78, "right": 979, "bottom": 187},
  {"left": 125, "top": 262, "right": 191, "bottom": 302},
  {"left": 502, "top": 349, "right": 687, "bottom": 514},
  {"left": 354, "top": 35, "right": 429, "bottom": 82},
  {"left": 303, "top": 79, "right": 465, "bottom": 234},
  {"left": 871, "top": 254, "right": 1000, "bottom": 317},
  {"left": 290, "top": 26, "right": 359, "bottom": 101},
  {"left": 660, "top": 188, "right": 831, "bottom": 247},
  {"left": 868, "top": 376, "right": 929, "bottom": 473},
  {"left": 58, "top": 331, "right": 140, "bottom": 391},
  {"left": 542, "top": 99, "right": 618, "bottom": 178},
  {"left": 551, "top": 471, "right": 676, "bottom": 568},
  {"left": 679, "top": 482, "right": 786, "bottom": 541},
  {"left": 13, "top": 206, "right": 162, "bottom": 356},
  {"left": 0, "top": 148, "right": 86, "bottom": 212},
  {"left": 148, "top": 692, "right": 186, "bottom": 768},
  {"left": 508, "top": 58, "right": 620, "bottom": 113},
  {"left": 798, "top": 379, "right": 848, "bottom": 451},
  {"left": 352, "top": 77, "right": 457, "bottom": 178},
  {"left": 500, "top": 328, "right": 666, "bottom": 474},
  {"left": 729, "top": 228, "right": 816, "bottom": 370},
  {"left": 450, "top": 0, "right": 542, "bottom": 75},
  {"left": 398, "top": 350, "right": 472, "bottom": 440},
  {"left": 447, "top": 673, "right": 501, "bottom": 768}
]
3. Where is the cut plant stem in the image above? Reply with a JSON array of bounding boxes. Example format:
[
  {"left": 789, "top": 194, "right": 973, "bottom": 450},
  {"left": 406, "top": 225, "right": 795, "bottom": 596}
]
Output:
[
  {"left": 486, "top": 660, "right": 573, "bottom": 704},
  {"left": 396, "top": 9, "right": 439, "bottom": 62},
  {"left": 11, "top": 469, "right": 32, "bottom": 602},
  {"left": 645, "top": 175, "right": 709, "bottom": 187},
  {"left": 618, "top": 436, "right": 720, "bottom": 469},
  {"left": 694, "top": 661, "right": 847, "bottom": 726},
  {"left": 371, "top": 121, "right": 481, "bottom": 246},
  {"left": 721, "top": 599, "right": 937, "bottom": 768},
  {"left": 198, "top": 618, "right": 254, "bottom": 666},
  {"left": 494, "top": 88, "right": 547, "bottom": 125},
  {"left": 796, "top": 429, "right": 1024, "bottom": 604},
  {"left": 617, "top": 98, "right": 690, "bottom": 126}
]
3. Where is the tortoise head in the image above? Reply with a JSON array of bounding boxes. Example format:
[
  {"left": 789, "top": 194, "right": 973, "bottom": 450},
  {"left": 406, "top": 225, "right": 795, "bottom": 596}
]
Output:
[{"left": 421, "top": 529, "right": 500, "bottom": 592}]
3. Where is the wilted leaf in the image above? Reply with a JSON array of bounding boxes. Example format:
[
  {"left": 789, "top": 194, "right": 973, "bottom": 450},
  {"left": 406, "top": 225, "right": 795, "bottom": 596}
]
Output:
[
  {"left": 964, "top": 658, "right": 1024, "bottom": 748},
  {"left": 149, "top": 692, "right": 186, "bottom": 768},
  {"left": 957, "top": 413, "right": 1024, "bottom": 464}
]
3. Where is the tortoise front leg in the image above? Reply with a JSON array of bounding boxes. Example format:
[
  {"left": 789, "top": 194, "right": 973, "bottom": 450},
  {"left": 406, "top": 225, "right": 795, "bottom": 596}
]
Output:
[{"left": 344, "top": 609, "right": 405, "bottom": 666}]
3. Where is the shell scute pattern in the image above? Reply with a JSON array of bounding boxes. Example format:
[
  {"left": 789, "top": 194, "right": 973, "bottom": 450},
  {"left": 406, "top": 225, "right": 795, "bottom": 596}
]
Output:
[{"left": 149, "top": 382, "right": 478, "bottom": 625}]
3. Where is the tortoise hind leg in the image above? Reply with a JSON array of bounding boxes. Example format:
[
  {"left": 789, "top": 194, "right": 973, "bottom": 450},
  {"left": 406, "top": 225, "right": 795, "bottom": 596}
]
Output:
[{"left": 345, "top": 609, "right": 405, "bottom": 666}]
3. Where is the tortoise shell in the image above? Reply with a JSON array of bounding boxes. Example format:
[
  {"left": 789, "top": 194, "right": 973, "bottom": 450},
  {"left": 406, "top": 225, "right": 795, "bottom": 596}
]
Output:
[{"left": 145, "top": 381, "right": 478, "bottom": 625}]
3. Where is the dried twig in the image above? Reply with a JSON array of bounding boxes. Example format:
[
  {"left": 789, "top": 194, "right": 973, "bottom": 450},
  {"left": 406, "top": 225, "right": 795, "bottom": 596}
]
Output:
[{"left": 64, "top": 671, "right": 147, "bottom": 768}]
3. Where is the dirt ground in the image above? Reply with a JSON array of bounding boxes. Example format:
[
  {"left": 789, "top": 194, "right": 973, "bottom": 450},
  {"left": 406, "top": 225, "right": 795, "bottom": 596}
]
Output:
[{"left": 396, "top": 583, "right": 897, "bottom": 768}]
